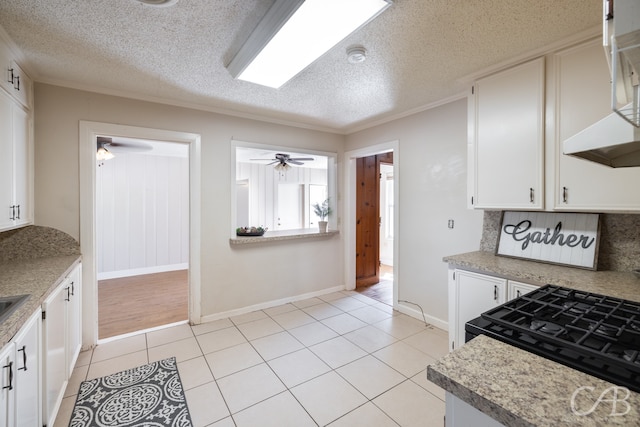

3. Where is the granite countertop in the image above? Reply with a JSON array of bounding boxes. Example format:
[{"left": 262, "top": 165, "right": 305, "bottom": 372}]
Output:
[
  {"left": 428, "top": 335, "right": 640, "bottom": 426},
  {"left": 0, "top": 225, "right": 81, "bottom": 349},
  {"left": 443, "top": 251, "right": 640, "bottom": 303},
  {"left": 0, "top": 255, "right": 81, "bottom": 349},
  {"left": 438, "top": 251, "right": 640, "bottom": 426}
]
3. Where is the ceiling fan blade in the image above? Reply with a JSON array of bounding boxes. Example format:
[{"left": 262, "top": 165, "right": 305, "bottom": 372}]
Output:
[
  {"left": 106, "top": 142, "right": 153, "bottom": 153},
  {"left": 287, "top": 160, "right": 304, "bottom": 165},
  {"left": 289, "top": 157, "right": 314, "bottom": 161}
]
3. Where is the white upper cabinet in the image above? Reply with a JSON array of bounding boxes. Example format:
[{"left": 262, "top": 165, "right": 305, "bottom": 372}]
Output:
[
  {"left": 548, "top": 39, "right": 640, "bottom": 211},
  {"left": 0, "top": 35, "right": 34, "bottom": 232},
  {"left": 470, "top": 57, "right": 545, "bottom": 210}
]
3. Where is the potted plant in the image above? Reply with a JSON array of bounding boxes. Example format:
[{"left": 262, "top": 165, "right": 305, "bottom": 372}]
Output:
[{"left": 312, "top": 198, "right": 332, "bottom": 233}]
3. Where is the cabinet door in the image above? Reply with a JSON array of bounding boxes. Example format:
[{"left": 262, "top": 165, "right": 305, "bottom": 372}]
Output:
[
  {"left": 507, "top": 281, "right": 539, "bottom": 301},
  {"left": 0, "top": 90, "right": 13, "bottom": 230},
  {"left": 471, "top": 57, "right": 545, "bottom": 210},
  {"left": 551, "top": 39, "right": 640, "bottom": 211},
  {"left": 42, "top": 279, "right": 68, "bottom": 427},
  {"left": 454, "top": 270, "right": 506, "bottom": 348},
  {"left": 12, "top": 104, "right": 30, "bottom": 227},
  {"left": 14, "top": 308, "right": 41, "bottom": 427},
  {"left": 0, "top": 343, "right": 15, "bottom": 427},
  {"left": 66, "top": 264, "right": 82, "bottom": 376}
]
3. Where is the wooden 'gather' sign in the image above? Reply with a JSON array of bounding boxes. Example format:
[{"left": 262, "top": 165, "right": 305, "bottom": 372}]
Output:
[{"left": 496, "top": 211, "right": 600, "bottom": 270}]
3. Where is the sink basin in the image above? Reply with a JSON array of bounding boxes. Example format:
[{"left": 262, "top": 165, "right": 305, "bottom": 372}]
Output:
[{"left": 0, "top": 295, "right": 30, "bottom": 323}]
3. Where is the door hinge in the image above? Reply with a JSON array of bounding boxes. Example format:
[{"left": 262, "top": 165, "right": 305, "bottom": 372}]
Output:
[
  {"left": 42, "top": 311, "right": 46, "bottom": 320},
  {"left": 471, "top": 196, "right": 474, "bottom": 205},
  {"left": 453, "top": 271, "right": 455, "bottom": 280},
  {"left": 471, "top": 85, "right": 474, "bottom": 95}
]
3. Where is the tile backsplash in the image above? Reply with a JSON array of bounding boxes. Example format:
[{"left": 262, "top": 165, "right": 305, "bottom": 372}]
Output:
[{"left": 479, "top": 211, "right": 640, "bottom": 272}]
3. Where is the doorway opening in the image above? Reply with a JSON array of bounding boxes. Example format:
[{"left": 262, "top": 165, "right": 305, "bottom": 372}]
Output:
[
  {"left": 354, "top": 152, "right": 394, "bottom": 305},
  {"left": 79, "top": 121, "right": 201, "bottom": 349},
  {"left": 96, "top": 136, "right": 189, "bottom": 340},
  {"left": 344, "top": 141, "right": 398, "bottom": 308}
]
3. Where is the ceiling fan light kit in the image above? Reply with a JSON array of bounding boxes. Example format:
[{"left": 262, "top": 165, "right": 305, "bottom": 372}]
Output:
[{"left": 227, "top": 0, "right": 392, "bottom": 88}]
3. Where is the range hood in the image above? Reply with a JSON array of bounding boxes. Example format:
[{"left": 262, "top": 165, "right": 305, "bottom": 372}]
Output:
[
  {"left": 563, "top": 107, "right": 640, "bottom": 167},
  {"left": 563, "top": 0, "right": 640, "bottom": 168}
]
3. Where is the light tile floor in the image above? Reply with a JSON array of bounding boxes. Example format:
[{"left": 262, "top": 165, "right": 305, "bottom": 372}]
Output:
[{"left": 54, "top": 290, "right": 447, "bottom": 427}]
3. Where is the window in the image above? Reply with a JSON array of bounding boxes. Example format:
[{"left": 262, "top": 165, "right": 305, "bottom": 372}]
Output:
[{"left": 232, "top": 141, "right": 337, "bottom": 233}]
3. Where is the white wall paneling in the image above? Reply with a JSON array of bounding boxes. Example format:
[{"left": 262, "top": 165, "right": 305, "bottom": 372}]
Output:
[{"left": 97, "top": 151, "right": 189, "bottom": 279}]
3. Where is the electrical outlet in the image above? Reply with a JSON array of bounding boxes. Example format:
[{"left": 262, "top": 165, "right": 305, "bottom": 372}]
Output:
[{"left": 448, "top": 219, "right": 454, "bottom": 229}]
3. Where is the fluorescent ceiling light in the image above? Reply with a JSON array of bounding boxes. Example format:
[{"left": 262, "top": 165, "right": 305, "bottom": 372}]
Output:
[{"left": 227, "top": 0, "right": 392, "bottom": 89}]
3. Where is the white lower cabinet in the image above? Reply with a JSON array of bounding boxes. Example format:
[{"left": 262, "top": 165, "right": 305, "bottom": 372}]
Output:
[
  {"left": 446, "top": 392, "right": 505, "bottom": 427},
  {"left": 507, "top": 280, "right": 539, "bottom": 300},
  {"left": 14, "top": 308, "right": 41, "bottom": 427},
  {"left": 448, "top": 269, "right": 506, "bottom": 351},
  {"left": 42, "top": 263, "right": 82, "bottom": 427},
  {"left": 0, "top": 341, "right": 15, "bottom": 427},
  {"left": 448, "top": 269, "right": 540, "bottom": 351},
  {"left": 0, "top": 307, "right": 41, "bottom": 427}
]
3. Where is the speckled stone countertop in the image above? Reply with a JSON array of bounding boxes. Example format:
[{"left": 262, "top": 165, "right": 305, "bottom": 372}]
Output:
[
  {"left": 443, "top": 251, "right": 640, "bottom": 303},
  {"left": 0, "top": 226, "right": 81, "bottom": 349},
  {"left": 230, "top": 229, "right": 339, "bottom": 245},
  {"left": 428, "top": 335, "right": 640, "bottom": 426}
]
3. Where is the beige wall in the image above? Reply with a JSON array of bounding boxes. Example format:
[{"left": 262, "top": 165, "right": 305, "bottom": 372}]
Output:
[
  {"left": 34, "top": 83, "right": 486, "bottom": 328},
  {"left": 346, "top": 99, "right": 484, "bottom": 325},
  {"left": 34, "top": 83, "right": 345, "bottom": 317}
]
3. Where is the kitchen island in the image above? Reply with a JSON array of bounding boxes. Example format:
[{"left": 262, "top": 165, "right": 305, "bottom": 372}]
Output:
[{"left": 428, "top": 334, "right": 640, "bottom": 426}]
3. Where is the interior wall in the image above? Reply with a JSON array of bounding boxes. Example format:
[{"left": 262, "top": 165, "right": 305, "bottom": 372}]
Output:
[
  {"left": 34, "top": 83, "right": 345, "bottom": 317},
  {"left": 97, "top": 152, "right": 189, "bottom": 279},
  {"left": 345, "top": 99, "right": 484, "bottom": 326}
]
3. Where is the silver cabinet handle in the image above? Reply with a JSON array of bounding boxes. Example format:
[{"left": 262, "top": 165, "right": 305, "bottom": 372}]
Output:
[
  {"left": 529, "top": 187, "right": 534, "bottom": 203},
  {"left": 562, "top": 186, "right": 568, "bottom": 203},
  {"left": 13, "top": 75, "right": 20, "bottom": 91},
  {"left": 494, "top": 285, "right": 498, "bottom": 301}
]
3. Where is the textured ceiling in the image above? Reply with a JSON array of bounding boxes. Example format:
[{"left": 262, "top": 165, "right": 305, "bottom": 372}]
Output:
[{"left": 0, "top": 0, "right": 602, "bottom": 133}]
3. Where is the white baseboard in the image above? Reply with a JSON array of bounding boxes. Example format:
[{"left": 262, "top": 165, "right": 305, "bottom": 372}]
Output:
[
  {"left": 199, "top": 285, "right": 345, "bottom": 324},
  {"left": 98, "top": 263, "right": 188, "bottom": 281},
  {"left": 396, "top": 302, "right": 448, "bottom": 331}
]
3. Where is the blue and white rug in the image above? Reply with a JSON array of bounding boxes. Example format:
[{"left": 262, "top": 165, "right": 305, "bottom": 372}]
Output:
[{"left": 69, "top": 357, "right": 193, "bottom": 427}]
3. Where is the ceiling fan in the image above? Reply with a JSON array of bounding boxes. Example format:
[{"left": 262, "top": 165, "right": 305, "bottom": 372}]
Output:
[
  {"left": 251, "top": 153, "right": 315, "bottom": 169},
  {"left": 97, "top": 136, "right": 153, "bottom": 154}
]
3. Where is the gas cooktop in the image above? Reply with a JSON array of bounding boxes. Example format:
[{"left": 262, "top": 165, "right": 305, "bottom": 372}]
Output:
[{"left": 466, "top": 284, "right": 640, "bottom": 392}]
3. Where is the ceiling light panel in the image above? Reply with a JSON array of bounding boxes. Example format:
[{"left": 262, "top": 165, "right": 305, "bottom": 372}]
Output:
[{"left": 228, "top": 0, "right": 392, "bottom": 89}]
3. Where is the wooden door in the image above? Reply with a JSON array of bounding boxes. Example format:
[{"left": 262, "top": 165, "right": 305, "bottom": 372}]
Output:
[{"left": 356, "top": 152, "right": 393, "bottom": 287}]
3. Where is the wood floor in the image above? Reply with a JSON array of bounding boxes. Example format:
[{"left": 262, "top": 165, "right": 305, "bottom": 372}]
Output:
[
  {"left": 356, "top": 264, "right": 393, "bottom": 305},
  {"left": 98, "top": 270, "right": 188, "bottom": 340}
]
